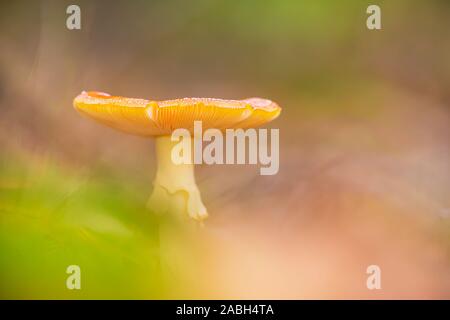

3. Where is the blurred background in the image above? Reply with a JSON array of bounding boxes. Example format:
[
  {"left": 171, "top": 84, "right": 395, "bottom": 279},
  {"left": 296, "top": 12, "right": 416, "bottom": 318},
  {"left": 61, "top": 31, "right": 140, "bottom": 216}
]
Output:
[{"left": 0, "top": 0, "right": 449, "bottom": 299}]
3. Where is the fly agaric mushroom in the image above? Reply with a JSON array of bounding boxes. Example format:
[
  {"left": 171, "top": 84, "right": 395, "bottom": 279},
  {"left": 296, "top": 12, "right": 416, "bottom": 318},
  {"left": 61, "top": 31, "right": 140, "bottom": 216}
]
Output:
[{"left": 73, "top": 91, "right": 281, "bottom": 220}]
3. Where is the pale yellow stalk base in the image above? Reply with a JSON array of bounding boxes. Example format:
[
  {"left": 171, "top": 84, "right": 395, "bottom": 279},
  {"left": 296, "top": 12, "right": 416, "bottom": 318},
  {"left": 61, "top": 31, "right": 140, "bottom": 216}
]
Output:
[{"left": 147, "top": 135, "right": 208, "bottom": 221}]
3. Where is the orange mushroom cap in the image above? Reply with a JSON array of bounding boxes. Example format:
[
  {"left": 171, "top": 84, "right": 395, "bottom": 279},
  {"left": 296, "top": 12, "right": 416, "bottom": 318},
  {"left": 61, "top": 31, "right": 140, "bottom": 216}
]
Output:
[{"left": 73, "top": 91, "right": 281, "bottom": 136}]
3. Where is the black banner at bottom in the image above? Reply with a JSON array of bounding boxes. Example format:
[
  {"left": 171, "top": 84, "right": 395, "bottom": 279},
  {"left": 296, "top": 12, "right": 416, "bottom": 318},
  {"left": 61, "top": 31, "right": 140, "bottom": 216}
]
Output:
[{"left": 1, "top": 300, "right": 446, "bottom": 318}]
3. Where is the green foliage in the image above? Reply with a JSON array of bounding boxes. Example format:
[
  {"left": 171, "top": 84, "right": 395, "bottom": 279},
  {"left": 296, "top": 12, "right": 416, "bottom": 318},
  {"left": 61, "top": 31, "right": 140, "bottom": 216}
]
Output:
[{"left": 0, "top": 155, "right": 165, "bottom": 299}]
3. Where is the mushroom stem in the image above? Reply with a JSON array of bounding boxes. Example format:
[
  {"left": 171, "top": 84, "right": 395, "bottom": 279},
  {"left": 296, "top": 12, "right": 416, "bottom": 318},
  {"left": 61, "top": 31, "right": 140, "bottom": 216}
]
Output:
[{"left": 148, "top": 135, "right": 208, "bottom": 220}]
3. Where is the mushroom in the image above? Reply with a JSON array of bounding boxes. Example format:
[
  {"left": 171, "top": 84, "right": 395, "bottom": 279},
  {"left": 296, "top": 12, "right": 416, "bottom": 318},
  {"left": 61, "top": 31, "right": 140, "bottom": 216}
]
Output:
[{"left": 73, "top": 91, "right": 281, "bottom": 221}]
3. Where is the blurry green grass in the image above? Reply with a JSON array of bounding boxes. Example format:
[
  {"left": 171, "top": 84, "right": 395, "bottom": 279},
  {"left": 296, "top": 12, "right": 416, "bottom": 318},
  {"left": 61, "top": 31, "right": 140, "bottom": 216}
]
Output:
[{"left": 0, "top": 153, "right": 166, "bottom": 299}]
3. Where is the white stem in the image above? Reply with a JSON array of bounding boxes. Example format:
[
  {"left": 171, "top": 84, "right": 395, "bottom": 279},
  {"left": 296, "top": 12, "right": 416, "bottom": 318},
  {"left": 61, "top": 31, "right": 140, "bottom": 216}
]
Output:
[{"left": 148, "top": 135, "right": 208, "bottom": 220}]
